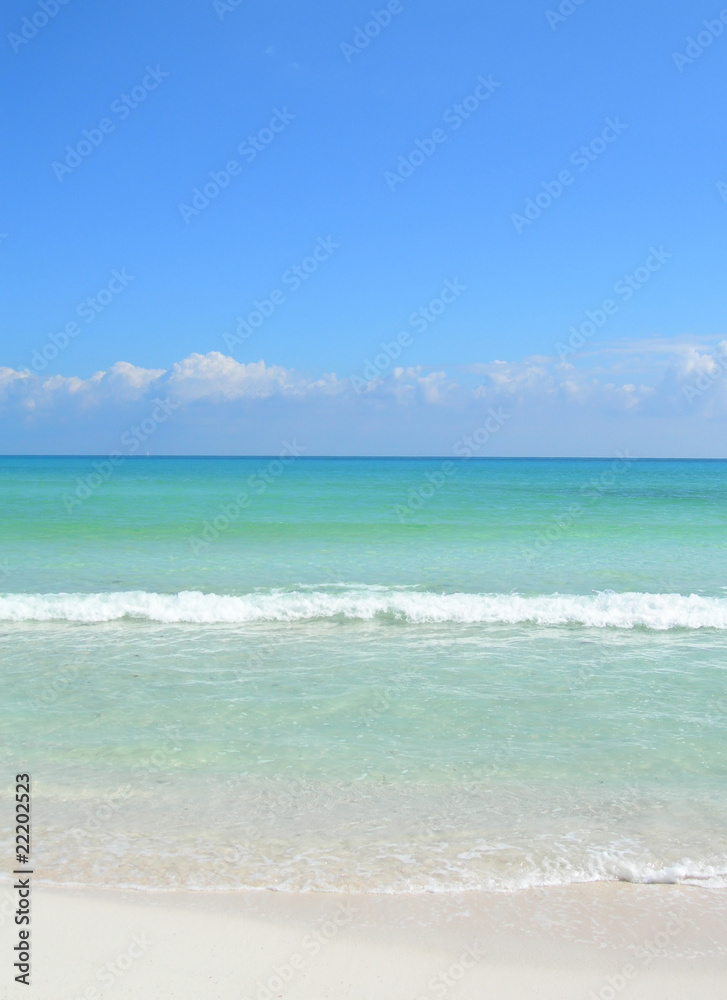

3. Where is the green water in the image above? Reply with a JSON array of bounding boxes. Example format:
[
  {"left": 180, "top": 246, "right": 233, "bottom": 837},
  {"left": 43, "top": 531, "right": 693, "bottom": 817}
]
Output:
[{"left": 1, "top": 458, "right": 726, "bottom": 890}]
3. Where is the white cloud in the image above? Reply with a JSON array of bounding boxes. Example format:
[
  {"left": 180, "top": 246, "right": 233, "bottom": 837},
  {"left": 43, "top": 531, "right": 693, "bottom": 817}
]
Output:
[
  {"left": 1, "top": 344, "right": 726, "bottom": 453},
  {"left": 0, "top": 366, "right": 30, "bottom": 394},
  {"left": 164, "top": 352, "right": 344, "bottom": 403},
  {"left": 1, "top": 361, "right": 165, "bottom": 412}
]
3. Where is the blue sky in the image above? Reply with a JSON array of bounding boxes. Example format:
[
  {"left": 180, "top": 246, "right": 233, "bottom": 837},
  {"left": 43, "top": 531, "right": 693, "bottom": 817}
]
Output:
[{"left": 1, "top": 0, "right": 726, "bottom": 455}]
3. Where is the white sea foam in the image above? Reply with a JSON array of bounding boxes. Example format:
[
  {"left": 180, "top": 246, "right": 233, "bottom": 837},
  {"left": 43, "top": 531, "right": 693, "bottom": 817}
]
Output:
[{"left": 1, "top": 588, "right": 727, "bottom": 628}]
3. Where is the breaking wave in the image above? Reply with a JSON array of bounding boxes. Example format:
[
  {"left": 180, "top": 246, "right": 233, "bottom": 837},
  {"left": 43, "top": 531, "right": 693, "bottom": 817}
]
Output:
[{"left": 2, "top": 588, "right": 727, "bottom": 628}]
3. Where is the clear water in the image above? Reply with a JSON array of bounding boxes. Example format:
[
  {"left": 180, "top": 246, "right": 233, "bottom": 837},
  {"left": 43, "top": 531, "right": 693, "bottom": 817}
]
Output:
[{"left": 1, "top": 457, "right": 726, "bottom": 891}]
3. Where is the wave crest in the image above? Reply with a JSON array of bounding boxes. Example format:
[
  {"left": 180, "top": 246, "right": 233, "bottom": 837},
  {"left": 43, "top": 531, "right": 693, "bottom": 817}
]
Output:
[{"left": 1, "top": 588, "right": 727, "bottom": 628}]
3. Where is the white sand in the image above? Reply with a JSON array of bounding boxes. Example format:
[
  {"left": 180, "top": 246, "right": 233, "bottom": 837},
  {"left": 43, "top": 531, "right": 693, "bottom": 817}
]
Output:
[{"left": 3, "top": 881, "right": 726, "bottom": 998}]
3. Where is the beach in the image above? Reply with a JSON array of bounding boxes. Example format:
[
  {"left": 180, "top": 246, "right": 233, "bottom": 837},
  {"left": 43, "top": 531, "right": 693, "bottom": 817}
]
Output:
[
  {"left": 7, "top": 0, "right": 727, "bottom": 991},
  {"left": 7, "top": 882, "right": 726, "bottom": 998}
]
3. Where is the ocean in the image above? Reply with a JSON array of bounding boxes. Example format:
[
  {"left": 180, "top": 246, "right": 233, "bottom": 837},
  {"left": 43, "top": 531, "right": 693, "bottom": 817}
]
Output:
[{"left": 2, "top": 456, "right": 726, "bottom": 892}]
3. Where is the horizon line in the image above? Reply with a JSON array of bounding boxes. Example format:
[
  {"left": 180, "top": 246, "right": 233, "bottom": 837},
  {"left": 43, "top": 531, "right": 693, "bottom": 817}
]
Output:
[{"left": 1, "top": 455, "right": 727, "bottom": 462}]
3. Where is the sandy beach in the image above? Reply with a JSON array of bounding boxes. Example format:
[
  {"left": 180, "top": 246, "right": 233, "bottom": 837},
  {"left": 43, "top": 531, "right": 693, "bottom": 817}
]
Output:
[{"left": 5, "top": 882, "right": 725, "bottom": 999}]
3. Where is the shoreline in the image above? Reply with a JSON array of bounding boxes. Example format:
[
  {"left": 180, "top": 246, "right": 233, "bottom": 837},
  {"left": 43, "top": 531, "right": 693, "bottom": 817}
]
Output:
[{"left": 6, "top": 881, "right": 726, "bottom": 999}]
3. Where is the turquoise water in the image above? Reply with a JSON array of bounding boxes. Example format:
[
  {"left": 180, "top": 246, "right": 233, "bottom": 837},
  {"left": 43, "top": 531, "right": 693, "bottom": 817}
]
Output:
[{"left": 1, "top": 457, "right": 726, "bottom": 891}]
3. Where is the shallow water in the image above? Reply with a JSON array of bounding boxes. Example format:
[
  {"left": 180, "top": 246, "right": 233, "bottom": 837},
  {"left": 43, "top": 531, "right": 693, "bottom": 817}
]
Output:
[{"left": 1, "top": 457, "right": 726, "bottom": 891}]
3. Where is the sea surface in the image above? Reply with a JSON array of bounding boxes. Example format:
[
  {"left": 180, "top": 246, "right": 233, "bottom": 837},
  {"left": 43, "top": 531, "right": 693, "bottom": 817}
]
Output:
[{"left": 1, "top": 456, "right": 726, "bottom": 892}]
